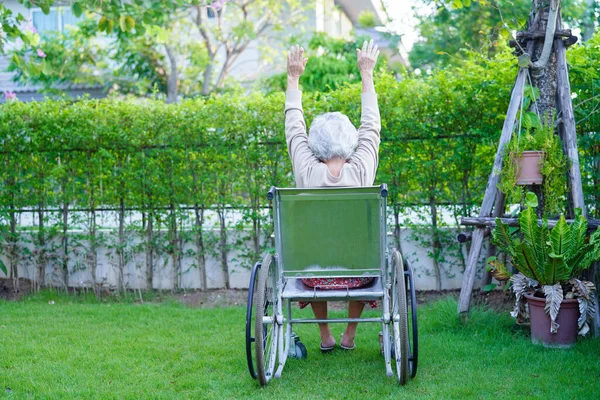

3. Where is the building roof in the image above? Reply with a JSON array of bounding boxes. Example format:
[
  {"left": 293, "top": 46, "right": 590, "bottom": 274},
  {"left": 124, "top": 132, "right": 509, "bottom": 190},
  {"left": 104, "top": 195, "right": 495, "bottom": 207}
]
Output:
[
  {"left": 335, "top": 0, "right": 386, "bottom": 26},
  {"left": 0, "top": 56, "right": 105, "bottom": 102}
]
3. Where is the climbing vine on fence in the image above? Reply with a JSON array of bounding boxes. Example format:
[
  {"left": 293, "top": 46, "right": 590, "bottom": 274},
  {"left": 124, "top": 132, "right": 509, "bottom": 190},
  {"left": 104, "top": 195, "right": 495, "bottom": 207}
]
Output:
[{"left": 1, "top": 40, "right": 599, "bottom": 291}]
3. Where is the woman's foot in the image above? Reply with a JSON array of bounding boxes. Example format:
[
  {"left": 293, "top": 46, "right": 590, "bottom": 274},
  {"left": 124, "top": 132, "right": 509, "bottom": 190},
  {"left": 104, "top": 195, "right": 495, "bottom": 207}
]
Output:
[
  {"left": 340, "top": 332, "right": 355, "bottom": 350},
  {"left": 320, "top": 335, "right": 336, "bottom": 352}
]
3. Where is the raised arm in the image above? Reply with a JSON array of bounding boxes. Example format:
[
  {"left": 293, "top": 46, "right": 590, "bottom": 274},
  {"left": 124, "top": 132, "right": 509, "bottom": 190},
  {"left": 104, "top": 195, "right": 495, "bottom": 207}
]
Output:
[
  {"left": 284, "top": 45, "right": 316, "bottom": 185},
  {"left": 351, "top": 39, "right": 381, "bottom": 185}
]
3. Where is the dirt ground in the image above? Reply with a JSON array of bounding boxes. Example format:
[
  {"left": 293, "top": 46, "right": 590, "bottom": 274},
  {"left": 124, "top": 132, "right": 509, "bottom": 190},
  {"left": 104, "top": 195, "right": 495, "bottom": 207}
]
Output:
[{"left": 1, "top": 278, "right": 514, "bottom": 312}]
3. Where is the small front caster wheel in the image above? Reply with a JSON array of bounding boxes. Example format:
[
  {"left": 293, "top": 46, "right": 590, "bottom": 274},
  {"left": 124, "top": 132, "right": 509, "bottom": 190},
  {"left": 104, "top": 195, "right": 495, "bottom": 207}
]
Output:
[{"left": 294, "top": 341, "right": 308, "bottom": 359}]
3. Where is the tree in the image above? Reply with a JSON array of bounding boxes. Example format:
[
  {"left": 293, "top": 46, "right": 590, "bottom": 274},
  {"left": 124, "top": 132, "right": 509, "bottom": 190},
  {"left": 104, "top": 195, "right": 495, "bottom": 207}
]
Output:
[
  {"left": 409, "top": 0, "right": 589, "bottom": 70},
  {"left": 263, "top": 32, "right": 390, "bottom": 94},
  {"left": 7, "top": 0, "right": 310, "bottom": 102}
]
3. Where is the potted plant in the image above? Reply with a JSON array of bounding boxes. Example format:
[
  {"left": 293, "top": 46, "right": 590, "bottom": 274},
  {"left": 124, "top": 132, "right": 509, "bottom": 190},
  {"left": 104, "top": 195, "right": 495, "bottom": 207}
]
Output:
[
  {"left": 489, "top": 192, "right": 600, "bottom": 348},
  {"left": 498, "top": 109, "right": 567, "bottom": 217}
]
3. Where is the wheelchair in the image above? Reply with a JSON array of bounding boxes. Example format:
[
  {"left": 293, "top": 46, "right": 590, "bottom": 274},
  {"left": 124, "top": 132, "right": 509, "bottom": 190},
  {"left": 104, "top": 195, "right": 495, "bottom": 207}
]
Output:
[{"left": 245, "top": 185, "right": 418, "bottom": 386}]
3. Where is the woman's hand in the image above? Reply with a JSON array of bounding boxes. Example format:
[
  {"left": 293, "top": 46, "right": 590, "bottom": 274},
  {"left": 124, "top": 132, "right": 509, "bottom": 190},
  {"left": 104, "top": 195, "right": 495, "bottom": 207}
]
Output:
[
  {"left": 357, "top": 39, "right": 379, "bottom": 76},
  {"left": 287, "top": 45, "right": 308, "bottom": 90}
]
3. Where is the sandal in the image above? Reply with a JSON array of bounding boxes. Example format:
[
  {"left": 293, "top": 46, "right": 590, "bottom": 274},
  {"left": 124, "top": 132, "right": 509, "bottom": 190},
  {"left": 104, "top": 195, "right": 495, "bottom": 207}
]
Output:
[
  {"left": 340, "top": 334, "right": 355, "bottom": 351},
  {"left": 320, "top": 338, "right": 336, "bottom": 353}
]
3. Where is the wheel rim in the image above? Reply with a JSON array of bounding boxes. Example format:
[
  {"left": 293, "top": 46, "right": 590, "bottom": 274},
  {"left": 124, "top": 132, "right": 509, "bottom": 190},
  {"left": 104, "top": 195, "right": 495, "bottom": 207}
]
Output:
[
  {"left": 254, "top": 254, "right": 279, "bottom": 386},
  {"left": 245, "top": 262, "right": 262, "bottom": 379},
  {"left": 392, "top": 251, "right": 409, "bottom": 385},
  {"left": 405, "top": 264, "right": 418, "bottom": 379}
]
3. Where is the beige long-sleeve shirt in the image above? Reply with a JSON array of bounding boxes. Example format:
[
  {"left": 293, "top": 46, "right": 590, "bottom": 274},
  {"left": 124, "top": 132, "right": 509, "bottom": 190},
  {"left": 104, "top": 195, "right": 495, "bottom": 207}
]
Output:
[{"left": 284, "top": 90, "right": 381, "bottom": 188}]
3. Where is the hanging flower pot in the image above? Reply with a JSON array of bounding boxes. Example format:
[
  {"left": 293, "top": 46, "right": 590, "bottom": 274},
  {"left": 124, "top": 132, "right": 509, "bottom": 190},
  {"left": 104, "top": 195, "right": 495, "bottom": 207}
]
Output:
[
  {"left": 524, "top": 293, "right": 580, "bottom": 348},
  {"left": 514, "top": 151, "right": 544, "bottom": 185}
]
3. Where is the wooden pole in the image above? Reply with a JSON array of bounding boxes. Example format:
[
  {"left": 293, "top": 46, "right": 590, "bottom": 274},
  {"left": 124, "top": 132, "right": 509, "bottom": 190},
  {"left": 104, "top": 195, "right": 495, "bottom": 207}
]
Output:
[
  {"left": 461, "top": 216, "right": 600, "bottom": 229},
  {"left": 556, "top": 36, "right": 600, "bottom": 336},
  {"left": 556, "top": 39, "right": 586, "bottom": 216},
  {"left": 457, "top": 68, "right": 527, "bottom": 315},
  {"left": 479, "top": 192, "right": 506, "bottom": 292}
]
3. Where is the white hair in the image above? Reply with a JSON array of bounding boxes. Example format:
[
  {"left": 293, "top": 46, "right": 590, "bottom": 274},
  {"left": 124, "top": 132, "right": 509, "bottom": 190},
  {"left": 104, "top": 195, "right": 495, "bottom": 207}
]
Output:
[{"left": 308, "top": 112, "right": 358, "bottom": 161}]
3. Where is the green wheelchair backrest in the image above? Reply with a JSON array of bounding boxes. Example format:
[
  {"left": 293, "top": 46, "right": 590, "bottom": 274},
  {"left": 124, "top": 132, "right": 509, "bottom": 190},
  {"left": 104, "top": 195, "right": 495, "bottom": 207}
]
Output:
[{"left": 270, "top": 186, "right": 388, "bottom": 279}]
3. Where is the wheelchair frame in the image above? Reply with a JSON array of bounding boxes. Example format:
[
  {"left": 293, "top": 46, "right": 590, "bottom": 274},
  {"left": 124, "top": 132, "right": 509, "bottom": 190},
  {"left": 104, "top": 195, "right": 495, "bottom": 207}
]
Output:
[{"left": 245, "top": 185, "right": 418, "bottom": 386}]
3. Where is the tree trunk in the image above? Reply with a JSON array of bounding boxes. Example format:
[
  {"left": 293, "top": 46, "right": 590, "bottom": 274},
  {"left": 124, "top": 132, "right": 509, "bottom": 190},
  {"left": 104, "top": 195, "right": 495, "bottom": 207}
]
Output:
[
  {"left": 217, "top": 207, "right": 230, "bottom": 289},
  {"left": 165, "top": 45, "right": 178, "bottom": 103},
  {"left": 202, "top": 59, "right": 214, "bottom": 96},
  {"left": 581, "top": 0, "right": 596, "bottom": 42},
  {"left": 194, "top": 203, "right": 207, "bottom": 291},
  {"left": 529, "top": 0, "right": 558, "bottom": 121},
  {"left": 145, "top": 211, "right": 154, "bottom": 291},
  {"left": 9, "top": 208, "right": 18, "bottom": 292},
  {"left": 429, "top": 195, "right": 442, "bottom": 291},
  {"left": 214, "top": 55, "right": 233, "bottom": 90},
  {"left": 36, "top": 205, "right": 46, "bottom": 290},
  {"left": 118, "top": 197, "right": 125, "bottom": 293},
  {"left": 88, "top": 172, "right": 98, "bottom": 295},
  {"left": 62, "top": 201, "right": 69, "bottom": 290},
  {"left": 169, "top": 202, "right": 179, "bottom": 292},
  {"left": 88, "top": 201, "right": 98, "bottom": 296},
  {"left": 252, "top": 194, "right": 260, "bottom": 257}
]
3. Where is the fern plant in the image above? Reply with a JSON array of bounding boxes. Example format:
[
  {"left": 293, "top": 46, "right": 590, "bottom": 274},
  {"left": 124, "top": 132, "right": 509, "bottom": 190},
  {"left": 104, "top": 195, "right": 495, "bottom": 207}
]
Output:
[{"left": 491, "top": 192, "right": 600, "bottom": 335}]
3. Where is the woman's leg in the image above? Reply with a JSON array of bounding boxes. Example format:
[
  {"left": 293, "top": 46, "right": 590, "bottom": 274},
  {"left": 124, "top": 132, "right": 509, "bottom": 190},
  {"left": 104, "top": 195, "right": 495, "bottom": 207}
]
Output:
[
  {"left": 341, "top": 301, "right": 366, "bottom": 347},
  {"left": 311, "top": 301, "right": 335, "bottom": 347}
]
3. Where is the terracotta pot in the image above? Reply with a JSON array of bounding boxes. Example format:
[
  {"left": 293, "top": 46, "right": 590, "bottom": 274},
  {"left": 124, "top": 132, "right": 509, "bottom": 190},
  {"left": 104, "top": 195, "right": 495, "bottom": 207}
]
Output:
[
  {"left": 515, "top": 151, "right": 544, "bottom": 185},
  {"left": 524, "top": 293, "right": 580, "bottom": 348}
]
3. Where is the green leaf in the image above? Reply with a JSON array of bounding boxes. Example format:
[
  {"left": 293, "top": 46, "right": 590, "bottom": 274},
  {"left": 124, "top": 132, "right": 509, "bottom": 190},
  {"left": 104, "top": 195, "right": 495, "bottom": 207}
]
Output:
[
  {"left": 491, "top": 218, "right": 516, "bottom": 258},
  {"left": 40, "top": 3, "right": 51, "bottom": 14},
  {"left": 0, "top": 259, "right": 7, "bottom": 275},
  {"left": 12, "top": 53, "right": 22, "bottom": 69},
  {"left": 549, "top": 214, "right": 569, "bottom": 260},
  {"left": 106, "top": 19, "right": 115, "bottom": 34},
  {"left": 72, "top": 2, "right": 83, "bottom": 18},
  {"left": 516, "top": 203, "right": 546, "bottom": 282},
  {"left": 525, "top": 192, "right": 538, "bottom": 208},
  {"left": 462, "top": 0, "right": 472, "bottom": 6},
  {"left": 42, "top": 59, "right": 52, "bottom": 76},
  {"left": 482, "top": 283, "right": 496, "bottom": 292},
  {"left": 518, "top": 54, "right": 531, "bottom": 68},
  {"left": 452, "top": 0, "right": 463, "bottom": 9},
  {"left": 565, "top": 212, "right": 587, "bottom": 264},
  {"left": 98, "top": 16, "right": 109, "bottom": 32},
  {"left": 119, "top": 15, "right": 135, "bottom": 32}
]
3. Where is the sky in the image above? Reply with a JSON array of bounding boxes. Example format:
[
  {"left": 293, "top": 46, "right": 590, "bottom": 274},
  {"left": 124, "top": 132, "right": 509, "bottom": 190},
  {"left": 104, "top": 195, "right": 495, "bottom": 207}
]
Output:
[{"left": 381, "top": 0, "right": 428, "bottom": 51}]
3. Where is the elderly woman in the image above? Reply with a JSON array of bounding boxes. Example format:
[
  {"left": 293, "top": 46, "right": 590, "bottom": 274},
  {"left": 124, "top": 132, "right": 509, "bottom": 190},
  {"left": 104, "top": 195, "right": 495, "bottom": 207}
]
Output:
[{"left": 284, "top": 40, "right": 380, "bottom": 351}]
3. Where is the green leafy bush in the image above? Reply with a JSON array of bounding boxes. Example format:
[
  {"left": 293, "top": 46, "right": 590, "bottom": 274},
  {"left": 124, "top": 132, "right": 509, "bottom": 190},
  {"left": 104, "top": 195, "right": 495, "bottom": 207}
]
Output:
[{"left": 491, "top": 192, "right": 599, "bottom": 334}]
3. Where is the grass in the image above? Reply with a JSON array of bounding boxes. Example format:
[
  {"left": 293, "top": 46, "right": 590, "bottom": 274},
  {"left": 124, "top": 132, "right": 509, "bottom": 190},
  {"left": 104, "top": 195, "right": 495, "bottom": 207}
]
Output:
[{"left": 1, "top": 292, "right": 599, "bottom": 399}]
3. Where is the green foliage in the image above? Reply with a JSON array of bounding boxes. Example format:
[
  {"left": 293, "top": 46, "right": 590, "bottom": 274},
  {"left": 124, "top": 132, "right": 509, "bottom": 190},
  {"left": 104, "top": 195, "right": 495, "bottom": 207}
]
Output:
[
  {"left": 492, "top": 193, "right": 600, "bottom": 286},
  {"left": 357, "top": 10, "right": 376, "bottom": 28},
  {"left": 264, "top": 33, "right": 374, "bottom": 93},
  {"left": 498, "top": 117, "right": 567, "bottom": 217},
  {"left": 410, "top": 0, "right": 590, "bottom": 70},
  {"left": 2, "top": 35, "right": 600, "bottom": 282}
]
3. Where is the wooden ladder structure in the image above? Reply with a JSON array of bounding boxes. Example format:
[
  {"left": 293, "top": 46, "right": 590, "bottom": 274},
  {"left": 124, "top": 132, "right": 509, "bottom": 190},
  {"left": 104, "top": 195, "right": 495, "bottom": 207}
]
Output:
[{"left": 456, "top": 1, "right": 600, "bottom": 337}]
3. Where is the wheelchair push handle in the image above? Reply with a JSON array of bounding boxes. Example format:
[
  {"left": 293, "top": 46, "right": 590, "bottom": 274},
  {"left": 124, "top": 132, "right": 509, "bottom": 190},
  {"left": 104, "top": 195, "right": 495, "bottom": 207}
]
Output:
[
  {"left": 380, "top": 183, "right": 388, "bottom": 198},
  {"left": 267, "top": 186, "right": 276, "bottom": 201}
]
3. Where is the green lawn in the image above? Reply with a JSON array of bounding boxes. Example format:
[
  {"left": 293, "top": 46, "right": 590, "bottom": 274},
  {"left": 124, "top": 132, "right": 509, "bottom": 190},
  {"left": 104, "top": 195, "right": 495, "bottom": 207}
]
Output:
[{"left": 1, "top": 292, "right": 599, "bottom": 399}]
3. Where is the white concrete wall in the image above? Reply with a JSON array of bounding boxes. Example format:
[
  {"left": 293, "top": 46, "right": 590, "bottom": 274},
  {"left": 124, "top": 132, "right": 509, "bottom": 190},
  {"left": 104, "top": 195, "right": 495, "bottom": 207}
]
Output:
[{"left": 0, "top": 227, "right": 489, "bottom": 291}]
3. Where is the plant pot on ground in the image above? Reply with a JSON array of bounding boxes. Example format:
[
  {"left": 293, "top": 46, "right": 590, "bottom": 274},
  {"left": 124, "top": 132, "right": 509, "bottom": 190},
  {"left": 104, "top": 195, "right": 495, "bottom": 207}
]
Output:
[{"left": 489, "top": 192, "right": 600, "bottom": 348}]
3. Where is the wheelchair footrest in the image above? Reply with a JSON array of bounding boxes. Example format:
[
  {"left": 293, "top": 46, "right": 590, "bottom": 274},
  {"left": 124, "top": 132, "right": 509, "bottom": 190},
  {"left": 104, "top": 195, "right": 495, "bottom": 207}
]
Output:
[{"left": 281, "top": 278, "right": 384, "bottom": 301}]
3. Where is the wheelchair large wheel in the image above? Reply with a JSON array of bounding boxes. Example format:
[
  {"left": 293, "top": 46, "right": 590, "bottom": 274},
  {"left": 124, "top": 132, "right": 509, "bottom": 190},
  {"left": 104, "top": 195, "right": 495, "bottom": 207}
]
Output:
[
  {"left": 392, "top": 250, "right": 409, "bottom": 385},
  {"left": 254, "top": 253, "right": 279, "bottom": 386},
  {"left": 245, "top": 261, "right": 261, "bottom": 379},
  {"left": 404, "top": 260, "right": 419, "bottom": 379}
]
